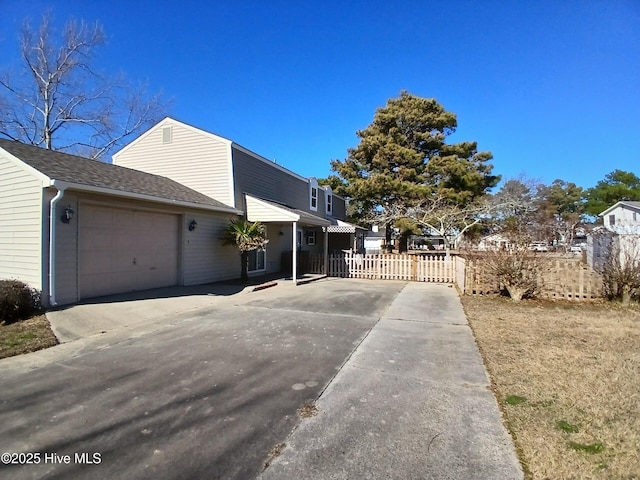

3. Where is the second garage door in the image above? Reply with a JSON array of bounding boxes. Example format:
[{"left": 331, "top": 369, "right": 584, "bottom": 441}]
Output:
[{"left": 79, "top": 205, "right": 179, "bottom": 299}]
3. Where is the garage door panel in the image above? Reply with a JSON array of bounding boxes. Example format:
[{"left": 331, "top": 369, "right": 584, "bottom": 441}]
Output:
[
  {"left": 80, "top": 228, "right": 113, "bottom": 251},
  {"left": 114, "top": 229, "right": 135, "bottom": 250},
  {"left": 79, "top": 205, "right": 179, "bottom": 299},
  {"left": 85, "top": 205, "right": 115, "bottom": 227}
]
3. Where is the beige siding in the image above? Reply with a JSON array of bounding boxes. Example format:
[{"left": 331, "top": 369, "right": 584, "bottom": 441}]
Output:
[
  {"left": 245, "top": 196, "right": 298, "bottom": 222},
  {"left": 264, "top": 223, "right": 293, "bottom": 273},
  {"left": 53, "top": 192, "right": 79, "bottom": 305},
  {"left": 182, "top": 210, "right": 239, "bottom": 284},
  {"left": 113, "top": 120, "right": 234, "bottom": 207},
  {"left": 0, "top": 155, "right": 43, "bottom": 289}
]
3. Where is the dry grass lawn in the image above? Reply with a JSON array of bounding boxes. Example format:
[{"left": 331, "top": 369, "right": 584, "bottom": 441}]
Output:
[
  {"left": 0, "top": 315, "right": 58, "bottom": 359},
  {"left": 461, "top": 295, "right": 640, "bottom": 480}
]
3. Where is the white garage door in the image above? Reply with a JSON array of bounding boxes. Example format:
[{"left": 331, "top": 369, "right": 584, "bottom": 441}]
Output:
[{"left": 79, "top": 205, "right": 179, "bottom": 299}]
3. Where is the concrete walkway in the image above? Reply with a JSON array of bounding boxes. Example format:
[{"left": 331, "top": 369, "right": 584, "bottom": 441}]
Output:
[{"left": 258, "top": 282, "right": 524, "bottom": 480}]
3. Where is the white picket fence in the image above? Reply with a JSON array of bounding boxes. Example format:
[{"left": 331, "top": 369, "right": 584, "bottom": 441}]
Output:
[{"left": 328, "top": 253, "right": 454, "bottom": 282}]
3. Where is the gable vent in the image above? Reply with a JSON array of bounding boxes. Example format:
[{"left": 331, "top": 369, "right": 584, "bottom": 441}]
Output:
[{"left": 162, "top": 126, "right": 173, "bottom": 144}]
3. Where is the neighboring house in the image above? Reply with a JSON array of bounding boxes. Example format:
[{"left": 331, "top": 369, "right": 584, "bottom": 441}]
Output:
[
  {"left": 113, "top": 117, "right": 365, "bottom": 277},
  {"left": 364, "top": 225, "right": 385, "bottom": 254},
  {"left": 474, "top": 233, "right": 512, "bottom": 252},
  {"left": 0, "top": 139, "right": 242, "bottom": 307},
  {"left": 599, "top": 201, "right": 640, "bottom": 234},
  {"left": 587, "top": 201, "right": 640, "bottom": 270}
]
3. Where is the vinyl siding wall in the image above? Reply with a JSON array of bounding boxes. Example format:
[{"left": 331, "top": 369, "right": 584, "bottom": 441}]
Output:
[
  {"left": 52, "top": 190, "right": 79, "bottom": 305},
  {"left": 605, "top": 205, "right": 640, "bottom": 231},
  {"left": 264, "top": 223, "right": 292, "bottom": 273},
  {"left": 331, "top": 195, "right": 346, "bottom": 219},
  {"left": 113, "top": 120, "right": 234, "bottom": 207},
  {"left": 232, "top": 148, "right": 313, "bottom": 212},
  {"left": 0, "top": 155, "right": 43, "bottom": 289},
  {"left": 182, "top": 210, "right": 239, "bottom": 285}
]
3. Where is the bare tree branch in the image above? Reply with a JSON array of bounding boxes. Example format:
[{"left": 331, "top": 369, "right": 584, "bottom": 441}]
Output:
[{"left": 0, "top": 12, "right": 168, "bottom": 160}]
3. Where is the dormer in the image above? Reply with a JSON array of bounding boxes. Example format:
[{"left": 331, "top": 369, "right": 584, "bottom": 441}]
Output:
[
  {"left": 325, "top": 186, "right": 333, "bottom": 215},
  {"left": 309, "top": 178, "right": 318, "bottom": 212}
]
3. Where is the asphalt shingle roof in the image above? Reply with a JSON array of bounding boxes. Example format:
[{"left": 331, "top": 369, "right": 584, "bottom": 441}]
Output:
[{"left": 0, "top": 139, "right": 236, "bottom": 210}]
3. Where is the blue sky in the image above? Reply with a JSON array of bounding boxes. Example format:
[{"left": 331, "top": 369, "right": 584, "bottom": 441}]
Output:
[{"left": 1, "top": 0, "right": 639, "bottom": 191}]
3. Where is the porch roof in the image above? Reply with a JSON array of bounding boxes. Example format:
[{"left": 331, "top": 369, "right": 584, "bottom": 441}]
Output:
[
  {"left": 245, "top": 195, "right": 331, "bottom": 227},
  {"left": 326, "top": 218, "right": 367, "bottom": 233}
]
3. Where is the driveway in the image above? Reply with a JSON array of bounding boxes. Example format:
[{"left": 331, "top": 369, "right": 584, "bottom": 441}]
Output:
[
  {"left": 0, "top": 278, "right": 522, "bottom": 479},
  {"left": 0, "top": 279, "right": 403, "bottom": 479}
]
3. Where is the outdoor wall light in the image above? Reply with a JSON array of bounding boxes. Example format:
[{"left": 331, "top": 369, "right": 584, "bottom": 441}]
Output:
[
  {"left": 61, "top": 205, "right": 74, "bottom": 224},
  {"left": 188, "top": 219, "right": 198, "bottom": 231}
]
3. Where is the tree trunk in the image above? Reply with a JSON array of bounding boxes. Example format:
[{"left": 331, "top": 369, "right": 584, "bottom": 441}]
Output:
[
  {"left": 506, "top": 284, "right": 526, "bottom": 302},
  {"left": 240, "top": 251, "right": 249, "bottom": 282},
  {"left": 398, "top": 232, "right": 409, "bottom": 253},
  {"left": 621, "top": 284, "right": 632, "bottom": 306},
  {"left": 385, "top": 224, "right": 393, "bottom": 253}
]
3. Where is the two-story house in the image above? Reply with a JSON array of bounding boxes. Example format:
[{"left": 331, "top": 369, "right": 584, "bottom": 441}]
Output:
[
  {"left": 587, "top": 201, "right": 640, "bottom": 270},
  {"left": 599, "top": 201, "right": 640, "bottom": 233},
  {"left": 112, "top": 117, "right": 364, "bottom": 281},
  {"left": 0, "top": 119, "right": 364, "bottom": 306}
]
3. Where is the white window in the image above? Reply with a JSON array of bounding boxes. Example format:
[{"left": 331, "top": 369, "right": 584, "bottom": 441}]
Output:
[
  {"left": 325, "top": 186, "right": 333, "bottom": 215},
  {"left": 306, "top": 231, "right": 316, "bottom": 245},
  {"left": 248, "top": 249, "right": 265, "bottom": 272},
  {"left": 609, "top": 214, "right": 616, "bottom": 226},
  {"left": 309, "top": 178, "right": 318, "bottom": 211}
]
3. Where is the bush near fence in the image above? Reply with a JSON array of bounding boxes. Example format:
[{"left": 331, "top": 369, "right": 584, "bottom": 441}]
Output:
[{"left": 460, "top": 254, "right": 603, "bottom": 301}]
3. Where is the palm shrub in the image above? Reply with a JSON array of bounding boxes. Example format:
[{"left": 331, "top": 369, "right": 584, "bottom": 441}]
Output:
[{"left": 221, "top": 218, "right": 268, "bottom": 282}]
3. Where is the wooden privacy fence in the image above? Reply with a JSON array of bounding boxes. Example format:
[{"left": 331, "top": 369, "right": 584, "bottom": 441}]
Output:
[
  {"left": 328, "top": 253, "right": 454, "bottom": 282},
  {"left": 460, "top": 256, "right": 603, "bottom": 301},
  {"left": 321, "top": 252, "right": 603, "bottom": 301}
]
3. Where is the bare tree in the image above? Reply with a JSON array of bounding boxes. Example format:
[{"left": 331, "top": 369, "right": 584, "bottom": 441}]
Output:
[
  {"left": 368, "top": 194, "right": 525, "bottom": 256},
  {"left": 0, "top": 13, "right": 167, "bottom": 160},
  {"left": 599, "top": 232, "right": 640, "bottom": 305}
]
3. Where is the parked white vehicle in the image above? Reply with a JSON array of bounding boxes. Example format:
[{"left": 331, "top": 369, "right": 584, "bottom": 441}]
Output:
[{"left": 528, "top": 242, "right": 549, "bottom": 252}]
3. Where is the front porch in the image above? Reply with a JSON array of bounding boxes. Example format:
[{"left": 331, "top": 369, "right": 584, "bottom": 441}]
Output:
[{"left": 245, "top": 195, "right": 366, "bottom": 283}]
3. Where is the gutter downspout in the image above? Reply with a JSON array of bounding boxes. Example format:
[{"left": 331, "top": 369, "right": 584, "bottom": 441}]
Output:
[{"left": 49, "top": 181, "right": 66, "bottom": 307}]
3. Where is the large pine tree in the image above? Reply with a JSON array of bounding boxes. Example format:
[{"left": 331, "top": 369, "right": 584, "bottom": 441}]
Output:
[{"left": 329, "top": 92, "right": 499, "bottom": 239}]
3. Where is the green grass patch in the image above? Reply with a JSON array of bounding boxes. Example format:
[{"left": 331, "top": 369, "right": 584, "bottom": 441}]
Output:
[
  {"left": 4, "top": 331, "right": 37, "bottom": 347},
  {"left": 556, "top": 420, "right": 580, "bottom": 433},
  {"left": 505, "top": 395, "right": 527, "bottom": 405},
  {"left": 568, "top": 441, "right": 605, "bottom": 454},
  {"left": 0, "top": 315, "right": 58, "bottom": 359}
]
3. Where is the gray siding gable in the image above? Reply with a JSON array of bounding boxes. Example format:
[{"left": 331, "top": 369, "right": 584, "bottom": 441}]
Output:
[{"left": 231, "top": 146, "right": 310, "bottom": 212}]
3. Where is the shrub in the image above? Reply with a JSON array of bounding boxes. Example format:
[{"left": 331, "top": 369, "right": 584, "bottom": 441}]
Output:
[
  {"left": 0, "top": 280, "right": 42, "bottom": 325},
  {"left": 471, "top": 247, "right": 544, "bottom": 302},
  {"left": 598, "top": 233, "right": 640, "bottom": 305}
]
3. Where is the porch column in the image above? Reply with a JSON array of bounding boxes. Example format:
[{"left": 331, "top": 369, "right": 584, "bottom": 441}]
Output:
[
  {"left": 324, "top": 227, "right": 329, "bottom": 275},
  {"left": 292, "top": 221, "right": 298, "bottom": 285}
]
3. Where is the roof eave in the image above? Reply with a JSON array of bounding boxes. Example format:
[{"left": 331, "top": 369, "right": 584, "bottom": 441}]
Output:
[
  {"left": 50, "top": 180, "right": 242, "bottom": 215},
  {"left": 599, "top": 201, "right": 640, "bottom": 217}
]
